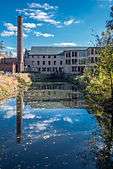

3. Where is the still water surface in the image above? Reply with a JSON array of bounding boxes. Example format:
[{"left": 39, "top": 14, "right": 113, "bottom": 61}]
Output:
[{"left": 0, "top": 82, "right": 113, "bottom": 169}]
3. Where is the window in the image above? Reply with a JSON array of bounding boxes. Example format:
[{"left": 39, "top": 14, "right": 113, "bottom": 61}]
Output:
[
  {"left": 72, "top": 59, "right": 77, "bottom": 64},
  {"left": 91, "top": 57, "right": 94, "bottom": 63},
  {"left": 66, "top": 52, "right": 71, "bottom": 58},
  {"left": 32, "top": 55, "right": 34, "bottom": 58},
  {"left": 91, "top": 49, "right": 94, "bottom": 55},
  {"left": 47, "top": 67, "right": 51, "bottom": 72},
  {"left": 37, "top": 61, "right": 40, "bottom": 65},
  {"left": 60, "top": 61, "right": 63, "bottom": 65},
  {"left": 48, "top": 61, "right": 51, "bottom": 65},
  {"left": 78, "top": 66, "right": 84, "bottom": 73},
  {"left": 78, "top": 66, "right": 81, "bottom": 72},
  {"left": 72, "top": 51, "right": 77, "bottom": 57},
  {"left": 32, "top": 61, "right": 35, "bottom": 65},
  {"left": 72, "top": 52, "right": 74, "bottom": 57},
  {"left": 43, "top": 56, "right": 45, "bottom": 58},
  {"left": 59, "top": 67, "right": 63, "bottom": 72},
  {"left": 43, "top": 61, "right": 45, "bottom": 65},
  {"left": 54, "top": 55, "right": 56, "bottom": 58},
  {"left": 66, "top": 53, "right": 68, "bottom": 58},
  {"left": 48, "top": 56, "right": 51, "bottom": 58},
  {"left": 53, "top": 67, "right": 57, "bottom": 71},
  {"left": 72, "top": 66, "right": 77, "bottom": 72},
  {"left": 75, "top": 52, "right": 77, "bottom": 57},
  {"left": 38, "top": 68, "right": 41, "bottom": 72},
  {"left": 42, "top": 67, "right": 46, "bottom": 71},
  {"left": 54, "top": 61, "right": 56, "bottom": 65},
  {"left": 66, "top": 59, "right": 71, "bottom": 65},
  {"left": 95, "top": 57, "right": 98, "bottom": 62}
]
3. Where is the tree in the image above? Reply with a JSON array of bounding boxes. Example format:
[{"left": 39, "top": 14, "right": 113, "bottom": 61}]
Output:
[
  {"left": 82, "top": 5, "right": 113, "bottom": 103},
  {"left": 106, "top": 6, "right": 113, "bottom": 30},
  {"left": 98, "top": 45, "right": 113, "bottom": 100},
  {"left": 81, "top": 44, "right": 113, "bottom": 104}
]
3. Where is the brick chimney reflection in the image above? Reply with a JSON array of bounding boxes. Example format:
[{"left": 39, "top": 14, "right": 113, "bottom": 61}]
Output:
[{"left": 16, "top": 92, "right": 23, "bottom": 143}]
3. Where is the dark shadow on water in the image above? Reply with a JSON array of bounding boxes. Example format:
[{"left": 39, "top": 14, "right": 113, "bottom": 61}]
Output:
[{"left": 86, "top": 97, "right": 113, "bottom": 169}]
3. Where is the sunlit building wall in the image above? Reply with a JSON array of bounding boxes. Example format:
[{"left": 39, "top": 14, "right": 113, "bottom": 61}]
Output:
[{"left": 25, "top": 46, "right": 98, "bottom": 75}]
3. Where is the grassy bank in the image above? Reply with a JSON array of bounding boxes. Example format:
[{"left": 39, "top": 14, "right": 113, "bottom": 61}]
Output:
[{"left": 0, "top": 73, "right": 32, "bottom": 100}]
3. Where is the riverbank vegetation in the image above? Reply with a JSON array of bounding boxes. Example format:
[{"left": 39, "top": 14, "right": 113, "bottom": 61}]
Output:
[
  {"left": 0, "top": 73, "right": 32, "bottom": 100},
  {"left": 81, "top": 44, "right": 113, "bottom": 102},
  {"left": 80, "top": 6, "right": 113, "bottom": 111}
]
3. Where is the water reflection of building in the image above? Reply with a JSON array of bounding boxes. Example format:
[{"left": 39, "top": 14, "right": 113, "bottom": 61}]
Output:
[
  {"left": 24, "top": 83, "right": 85, "bottom": 108},
  {"left": 16, "top": 92, "right": 23, "bottom": 143}
]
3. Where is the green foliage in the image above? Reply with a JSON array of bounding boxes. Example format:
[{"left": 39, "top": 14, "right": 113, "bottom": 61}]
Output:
[{"left": 82, "top": 44, "right": 113, "bottom": 102}]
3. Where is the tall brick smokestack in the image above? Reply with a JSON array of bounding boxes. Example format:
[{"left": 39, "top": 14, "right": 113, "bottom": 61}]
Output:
[{"left": 17, "top": 16, "right": 24, "bottom": 72}]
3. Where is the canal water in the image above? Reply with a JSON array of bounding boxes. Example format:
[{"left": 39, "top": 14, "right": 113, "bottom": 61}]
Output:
[{"left": 0, "top": 82, "right": 113, "bottom": 169}]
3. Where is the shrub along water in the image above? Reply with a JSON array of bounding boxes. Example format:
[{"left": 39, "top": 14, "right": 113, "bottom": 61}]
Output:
[
  {"left": 80, "top": 44, "right": 113, "bottom": 111},
  {"left": 0, "top": 73, "right": 32, "bottom": 100}
]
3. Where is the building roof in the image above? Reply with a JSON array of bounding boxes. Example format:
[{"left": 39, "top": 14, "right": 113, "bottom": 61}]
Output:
[
  {"left": 29, "top": 46, "right": 89, "bottom": 55},
  {"left": 0, "top": 58, "right": 17, "bottom": 64}
]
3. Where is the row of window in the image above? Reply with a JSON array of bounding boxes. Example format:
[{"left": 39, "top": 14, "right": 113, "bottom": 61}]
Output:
[
  {"left": 32, "top": 60, "right": 63, "bottom": 66},
  {"left": 31, "top": 55, "right": 57, "bottom": 59},
  {"left": 31, "top": 67, "right": 63, "bottom": 72},
  {"left": 66, "top": 52, "right": 77, "bottom": 58},
  {"left": 66, "top": 59, "right": 77, "bottom": 65},
  {"left": 65, "top": 49, "right": 98, "bottom": 58},
  {"left": 87, "top": 49, "right": 98, "bottom": 55},
  {"left": 88, "top": 57, "right": 98, "bottom": 63},
  {"left": 66, "top": 57, "right": 98, "bottom": 65},
  {"left": 72, "top": 66, "right": 85, "bottom": 73},
  {"left": 31, "top": 57, "right": 98, "bottom": 66}
]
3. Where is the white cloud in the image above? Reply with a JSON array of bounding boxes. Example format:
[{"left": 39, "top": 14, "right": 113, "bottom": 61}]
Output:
[
  {"left": 28, "top": 3, "right": 58, "bottom": 11},
  {"left": 16, "top": 3, "right": 80, "bottom": 28},
  {"left": 37, "top": 23, "right": 43, "bottom": 27},
  {"left": 23, "top": 114, "right": 35, "bottom": 119},
  {"left": 63, "top": 117, "right": 73, "bottom": 124},
  {"left": 7, "top": 46, "right": 16, "bottom": 50},
  {"left": 53, "top": 42, "right": 77, "bottom": 47},
  {"left": 4, "top": 23, "right": 17, "bottom": 31},
  {"left": 28, "top": 117, "right": 59, "bottom": 132},
  {"left": 0, "top": 31, "right": 16, "bottom": 37},
  {"left": 1, "top": 30, "right": 27, "bottom": 37},
  {"left": 29, "top": 11, "right": 60, "bottom": 26},
  {"left": 16, "top": 3, "right": 61, "bottom": 26},
  {"left": 1, "top": 23, "right": 17, "bottom": 37},
  {"left": 64, "top": 19, "right": 80, "bottom": 26},
  {"left": 34, "top": 31, "right": 54, "bottom": 38},
  {"left": 1, "top": 22, "right": 28, "bottom": 37},
  {"left": 23, "top": 22, "right": 37, "bottom": 31}
]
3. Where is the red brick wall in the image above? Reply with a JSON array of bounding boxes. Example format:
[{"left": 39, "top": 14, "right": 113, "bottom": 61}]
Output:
[{"left": 0, "top": 63, "right": 17, "bottom": 73}]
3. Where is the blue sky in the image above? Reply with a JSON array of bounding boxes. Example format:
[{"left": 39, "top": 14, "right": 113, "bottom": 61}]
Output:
[{"left": 0, "top": 0, "right": 113, "bottom": 54}]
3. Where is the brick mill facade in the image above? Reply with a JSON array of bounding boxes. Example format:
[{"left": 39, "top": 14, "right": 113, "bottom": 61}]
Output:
[{"left": 24, "top": 46, "right": 98, "bottom": 75}]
